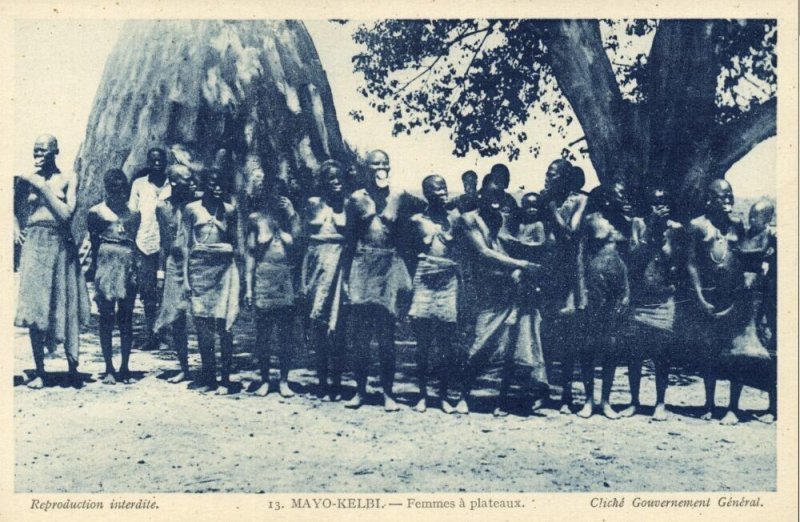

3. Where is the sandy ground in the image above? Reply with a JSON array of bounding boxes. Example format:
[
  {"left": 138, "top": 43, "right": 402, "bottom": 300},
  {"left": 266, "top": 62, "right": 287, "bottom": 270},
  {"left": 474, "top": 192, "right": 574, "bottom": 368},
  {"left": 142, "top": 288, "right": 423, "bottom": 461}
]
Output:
[{"left": 14, "top": 301, "right": 775, "bottom": 493}]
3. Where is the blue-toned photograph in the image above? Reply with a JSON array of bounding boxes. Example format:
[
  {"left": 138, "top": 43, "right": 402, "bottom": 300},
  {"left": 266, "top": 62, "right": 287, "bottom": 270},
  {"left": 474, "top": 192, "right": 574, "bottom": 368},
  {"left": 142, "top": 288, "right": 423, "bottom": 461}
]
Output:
[{"left": 13, "top": 18, "right": 777, "bottom": 493}]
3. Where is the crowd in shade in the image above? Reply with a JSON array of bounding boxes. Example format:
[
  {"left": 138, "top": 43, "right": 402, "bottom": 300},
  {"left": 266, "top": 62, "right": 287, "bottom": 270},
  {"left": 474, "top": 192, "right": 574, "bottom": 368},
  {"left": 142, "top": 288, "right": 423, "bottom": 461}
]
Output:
[{"left": 14, "top": 135, "right": 777, "bottom": 426}]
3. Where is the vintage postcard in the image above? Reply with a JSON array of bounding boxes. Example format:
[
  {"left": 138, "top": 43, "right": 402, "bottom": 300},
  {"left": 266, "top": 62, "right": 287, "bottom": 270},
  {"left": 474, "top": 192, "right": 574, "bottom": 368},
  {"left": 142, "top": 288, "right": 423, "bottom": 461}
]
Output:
[{"left": 0, "top": 0, "right": 797, "bottom": 520}]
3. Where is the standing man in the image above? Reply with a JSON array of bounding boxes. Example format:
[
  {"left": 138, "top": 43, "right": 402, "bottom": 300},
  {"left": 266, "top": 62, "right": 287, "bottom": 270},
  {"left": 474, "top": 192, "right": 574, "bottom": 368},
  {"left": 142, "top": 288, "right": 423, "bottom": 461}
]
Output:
[
  {"left": 129, "top": 147, "right": 170, "bottom": 350},
  {"left": 451, "top": 170, "right": 479, "bottom": 213},
  {"left": 344, "top": 149, "right": 424, "bottom": 411},
  {"left": 408, "top": 175, "right": 462, "bottom": 413},
  {"left": 15, "top": 135, "right": 90, "bottom": 388}
]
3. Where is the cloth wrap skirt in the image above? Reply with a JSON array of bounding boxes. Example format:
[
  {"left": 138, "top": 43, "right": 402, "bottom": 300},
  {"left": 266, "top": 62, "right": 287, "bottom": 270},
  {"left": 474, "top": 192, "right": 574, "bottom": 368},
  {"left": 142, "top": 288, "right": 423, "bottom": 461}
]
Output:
[
  {"left": 254, "top": 260, "right": 295, "bottom": 311},
  {"left": 301, "top": 238, "right": 346, "bottom": 333},
  {"left": 15, "top": 223, "right": 90, "bottom": 364},
  {"left": 408, "top": 254, "right": 460, "bottom": 324},
  {"left": 468, "top": 274, "right": 548, "bottom": 385},
  {"left": 347, "top": 245, "right": 411, "bottom": 317},
  {"left": 94, "top": 241, "right": 136, "bottom": 301},
  {"left": 188, "top": 243, "right": 240, "bottom": 331},
  {"left": 153, "top": 253, "right": 189, "bottom": 333}
]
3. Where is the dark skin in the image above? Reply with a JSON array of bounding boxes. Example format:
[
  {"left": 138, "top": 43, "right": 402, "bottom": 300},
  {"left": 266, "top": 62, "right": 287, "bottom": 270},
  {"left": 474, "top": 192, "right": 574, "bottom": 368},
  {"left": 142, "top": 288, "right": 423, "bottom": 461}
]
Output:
[
  {"left": 456, "top": 184, "right": 540, "bottom": 416},
  {"left": 687, "top": 179, "right": 746, "bottom": 425},
  {"left": 344, "top": 150, "right": 425, "bottom": 412},
  {"left": 304, "top": 166, "right": 348, "bottom": 401},
  {"left": 540, "top": 160, "right": 588, "bottom": 414},
  {"left": 181, "top": 171, "right": 238, "bottom": 394},
  {"left": 17, "top": 135, "right": 80, "bottom": 388},
  {"left": 160, "top": 166, "right": 197, "bottom": 384},
  {"left": 408, "top": 175, "right": 460, "bottom": 414},
  {"left": 244, "top": 184, "right": 301, "bottom": 399},
  {"left": 613, "top": 187, "right": 676, "bottom": 421},
  {"left": 87, "top": 173, "right": 140, "bottom": 385}
]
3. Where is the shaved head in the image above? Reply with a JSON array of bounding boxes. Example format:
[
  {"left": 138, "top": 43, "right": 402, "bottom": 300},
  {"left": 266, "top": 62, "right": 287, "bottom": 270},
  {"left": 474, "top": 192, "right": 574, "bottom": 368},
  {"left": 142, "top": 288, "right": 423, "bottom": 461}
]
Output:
[{"left": 34, "top": 134, "right": 58, "bottom": 152}]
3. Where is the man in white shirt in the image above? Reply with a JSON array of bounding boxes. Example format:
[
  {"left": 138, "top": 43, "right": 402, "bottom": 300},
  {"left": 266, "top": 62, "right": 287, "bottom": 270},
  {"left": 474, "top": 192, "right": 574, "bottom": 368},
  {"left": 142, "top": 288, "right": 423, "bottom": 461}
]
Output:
[{"left": 129, "top": 147, "right": 171, "bottom": 350}]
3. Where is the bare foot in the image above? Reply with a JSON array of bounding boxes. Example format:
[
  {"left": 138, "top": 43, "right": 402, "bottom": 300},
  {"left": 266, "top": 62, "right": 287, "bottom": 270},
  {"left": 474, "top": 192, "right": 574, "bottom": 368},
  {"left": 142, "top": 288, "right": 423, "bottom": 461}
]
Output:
[
  {"left": 344, "top": 393, "right": 364, "bottom": 409},
  {"left": 168, "top": 371, "right": 188, "bottom": 384},
  {"left": 455, "top": 399, "right": 469, "bottom": 415},
  {"left": 619, "top": 404, "right": 637, "bottom": 418},
  {"left": 652, "top": 403, "right": 667, "bottom": 422},
  {"left": 493, "top": 407, "right": 509, "bottom": 417},
  {"left": 121, "top": 376, "right": 138, "bottom": 385},
  {"left": 215, "top": 385, "right": 231, "bottom": 396},
  {"left": 755, "top": 412, "right": 775, "bottom": 424},
  {"left": 720, "top": 410, "right": 739, "bottom": 426},
  {"left": 197, "top": 384, "right": 216, "bottom": 394},
  {"left": 531, "top": 398, "right": 544, "bottom": 412},
  {"left": 700, "top": 410, "right": 714, "bottom": 421},
  {"left": 253, "top": 383, "right": 269, "bottom": 397},
  {"left": 602, "top": 403, "right": 620, "bottom": 420},
  {"left": 441, "top": 399, "right": 455, "bottom": 414},
  {"left": 279, "top": 382, "right": 295, "bottom": 398},
  {"left": 102, "top": 373, "right": 117, "bottom": 385},
  {"left": 414, "top": 397, "right": 427, "bottom": 413},
  {"left": 560, "top": 403, "right": 572, "bottom": 415},
  {"left": 577, "top": 403, "right": 594, "bottom": 419},
  {"left": 384, "top": 394, "right": 400, "bottom": 412},
  {"left": 26, "top": 376, "right": 44, "bottom": 389}
]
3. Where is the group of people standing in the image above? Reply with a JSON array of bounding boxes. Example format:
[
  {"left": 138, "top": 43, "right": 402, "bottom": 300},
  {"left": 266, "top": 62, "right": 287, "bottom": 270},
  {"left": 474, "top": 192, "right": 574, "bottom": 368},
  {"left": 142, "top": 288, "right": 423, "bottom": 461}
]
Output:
[{"left": 14, "top": 135, "right": 777, "bottom": 424}]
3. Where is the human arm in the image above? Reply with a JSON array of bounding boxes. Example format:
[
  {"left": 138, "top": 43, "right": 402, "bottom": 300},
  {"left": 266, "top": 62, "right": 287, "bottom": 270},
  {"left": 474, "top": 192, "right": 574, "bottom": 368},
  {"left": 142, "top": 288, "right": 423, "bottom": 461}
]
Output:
[
  {"left": 462, "top": 214, "right": 532, "bottom": 272},
  {"left": 18, "top": 170, "right": 77, "bottom": 223},
  {"left": 686, "top": 223, "right": 714, "bottom": 314},
  {"left": 180, "top": 207, "right": 193, "bottom": 295},
  {"left": 243, "top": 216, "right": 256, "bottom": 309}
]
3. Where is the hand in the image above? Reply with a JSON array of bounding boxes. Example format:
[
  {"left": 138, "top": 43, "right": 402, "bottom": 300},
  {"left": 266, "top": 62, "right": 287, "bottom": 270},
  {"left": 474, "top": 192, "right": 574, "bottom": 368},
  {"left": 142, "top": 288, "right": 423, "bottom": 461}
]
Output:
[
  {"left": 14, "top": 225, "right": 25, "bottom": 246},
  {"left": 615, "top": 296, "right": 630, "bottom": 315},
  {"left": 523, "top": 261, "right": 541, "bottom": 274},
  {"left": 511, "top": 269, "right": 522, "bottom": 285},
  {"left": 244, "top": 293, "right": 253, "bottom": 309},
  {"left": 181, "top": 281, "right": 192, "bottom": 299},
  {"left": 277, "top": 196, "right": 294, "bottom": 216}
]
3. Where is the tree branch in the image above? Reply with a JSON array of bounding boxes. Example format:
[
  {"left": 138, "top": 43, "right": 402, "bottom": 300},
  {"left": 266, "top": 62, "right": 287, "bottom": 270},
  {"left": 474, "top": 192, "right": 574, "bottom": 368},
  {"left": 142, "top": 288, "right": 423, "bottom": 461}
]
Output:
[
  {"left": 397, "top": 25, "right": 491, "bottom": 93},
  {"left": 463, "top": 29, "right": 491, "bottom": 79},
  {"left": 542, "top": 20, "right": 628, "bottom": 182},
  {"left": 712, "top": 97, "right": 776, "bottom": 176}
]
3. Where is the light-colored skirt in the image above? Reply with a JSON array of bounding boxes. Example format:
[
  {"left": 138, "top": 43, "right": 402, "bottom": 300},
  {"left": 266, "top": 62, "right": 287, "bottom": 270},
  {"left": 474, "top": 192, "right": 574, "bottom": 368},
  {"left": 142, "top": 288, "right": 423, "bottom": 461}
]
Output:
[
  {"left": 188, "top": 243, "right": 240, "bottom": 331},
  {"left": 15, "top": 224, "right": 90, "bottom": 364}
]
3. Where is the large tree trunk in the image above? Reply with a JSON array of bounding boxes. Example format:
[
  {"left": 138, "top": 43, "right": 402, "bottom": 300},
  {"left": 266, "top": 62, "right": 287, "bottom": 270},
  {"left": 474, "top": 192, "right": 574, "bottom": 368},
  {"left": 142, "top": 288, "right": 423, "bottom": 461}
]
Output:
[
  {"left": 72, "top": 20, "right": 345, "bottom": 242},
  {"left": 543, "top": 20, "right": 775, "bottom": 217}
]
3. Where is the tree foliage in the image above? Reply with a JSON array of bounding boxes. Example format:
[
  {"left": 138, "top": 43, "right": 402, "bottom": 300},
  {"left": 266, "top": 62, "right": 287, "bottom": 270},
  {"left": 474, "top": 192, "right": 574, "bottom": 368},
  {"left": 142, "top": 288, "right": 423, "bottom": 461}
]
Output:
[{"left": 350, "top": 19, "right": 776, "bottom": 210}]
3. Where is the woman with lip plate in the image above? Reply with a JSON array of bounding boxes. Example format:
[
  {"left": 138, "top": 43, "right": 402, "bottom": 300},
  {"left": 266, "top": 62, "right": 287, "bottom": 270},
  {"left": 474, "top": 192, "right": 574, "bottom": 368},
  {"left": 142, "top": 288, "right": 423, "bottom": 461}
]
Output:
[
  {"left": 181, "top": 168, "right": 240, "bottom": 394},
  {"left": 300, "top": 160, "right": 351, "bottom": 402}
]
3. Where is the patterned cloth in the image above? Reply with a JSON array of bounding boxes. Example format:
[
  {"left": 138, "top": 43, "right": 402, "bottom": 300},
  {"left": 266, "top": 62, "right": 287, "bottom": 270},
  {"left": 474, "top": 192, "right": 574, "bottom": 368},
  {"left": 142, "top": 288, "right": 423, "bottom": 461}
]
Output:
[
  {"left": 347, "top": 245, "right": 411, "bottom": 317},
  {"left": 408, "top": 254, "right": 460, "bottom": 324},
  {"left": 188, "top": 243, "right": 240, "bottom": 330},
  {"left": 301, "top": 238, "right": 346, "bottom": 333},
  {"left": 15, "top": 223, "right": 90, "bottom": 365}
]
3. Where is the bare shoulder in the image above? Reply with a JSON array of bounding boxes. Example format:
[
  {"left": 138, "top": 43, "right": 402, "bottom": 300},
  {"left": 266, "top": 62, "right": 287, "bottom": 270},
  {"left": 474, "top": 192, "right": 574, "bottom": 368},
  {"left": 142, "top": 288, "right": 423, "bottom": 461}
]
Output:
[{"left": 224, "top": 201, "right": 237, "bottom": 215}]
